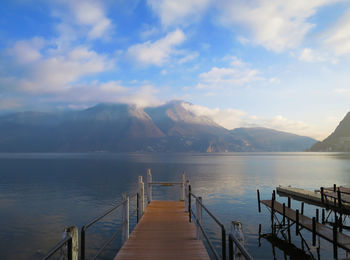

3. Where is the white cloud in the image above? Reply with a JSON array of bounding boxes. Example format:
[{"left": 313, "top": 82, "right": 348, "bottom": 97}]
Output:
[
  {"left": 6, "top": 37, "right": 46, "bottom": 64},
  {"left": 178, "top": 52, "right": 199, "bottom": 64},
  {"left": 127, "top": 29, "right": 186, "bottom": 66},
  {"left": 323, "top": 9, "right": 350, "bottom": 55},
  {"left": 147, "top": 0, "right": 212, "bottom": 27},
  {"left": 55, "top": 0, "right": 112, "bottom": 40},
  {"left": 197, "top": 56, "right": 263, "bottom": 89},
  {"left": 182, "top": 103, "right": 323, "bottom": 139},
  {"left": 99, "top": 81, "right": 128, "bottom": 93},
  {"left": 299, "top": 48, "right": 338, "bottom": 63},
  {"left": 5, "top": 40, "right": 114, "bottom": 93},
  {"left": 217, "top": 0, "right": 340, "bottom": 52}
]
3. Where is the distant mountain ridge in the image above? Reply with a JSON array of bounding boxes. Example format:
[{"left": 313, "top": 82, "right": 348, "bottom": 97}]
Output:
[
  {"left": 0, "top": 101, "right": 317, "bottom": 152},
  {"left": 310, "top": 112, "right": 350, "bottom": 151}
]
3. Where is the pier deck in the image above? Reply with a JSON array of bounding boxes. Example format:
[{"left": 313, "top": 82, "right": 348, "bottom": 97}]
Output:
[
  {"left": 261, "top": 199, "right": 350, "bottom": 252},
  {"left": 114, "top": 200, "right": 210, "bottom": 260}
]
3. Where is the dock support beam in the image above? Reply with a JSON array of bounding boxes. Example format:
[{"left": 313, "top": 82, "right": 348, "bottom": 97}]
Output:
[
  {"left": 61, "top": 226, "right": 78, "bottom": 260},
  {"left": 257, "top": 189, "right": 261, "bottom": 213},
  {"left": 312, "top": 217, "right": 316, "bottom": 247},
  {"left": 185, "top": 180, "right": 190, "bottom": 212},
  {"left": 333, "top": 216, "right": 338, "bottom": 259},
  {"left": 147, "top": 169, "right": 152, "bottom": 204},
  {"left": 138, "top": 176, "right": 144, "bottom": 220},
  {"left": 296, "top": 209, "right": 299, "bottom": 236},
  {"left": 188, "top": 185, "right": 192, "bottom": 222},
  {"left": 181, "top": 172, "right": 186, "bottom": 201},
  {"left": 195, "top": 196, "right": 203, "bottom": 240},
  {"left": 122, "top": 193, "right": 129, "bottom": 245}
]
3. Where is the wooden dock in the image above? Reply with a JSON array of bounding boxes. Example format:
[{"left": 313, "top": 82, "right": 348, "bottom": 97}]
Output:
[
  {"left": 277, "top": 186, "right": 350, "bottom": 212},
  {"left": 114, "top": 200, "right": 210, "bottom": 260},
  {"left": 261, "top": 199, "right": 350, "bottom": 252}
]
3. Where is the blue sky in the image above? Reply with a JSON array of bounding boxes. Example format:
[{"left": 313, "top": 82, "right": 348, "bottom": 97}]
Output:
[{"left": 1, "top": 0, "right": 350, "bottom": 139}]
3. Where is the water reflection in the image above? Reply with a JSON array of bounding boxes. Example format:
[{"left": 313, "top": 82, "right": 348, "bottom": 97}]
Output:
[{"left": 1, "top": 152, "right": 350, "bottom": 259}]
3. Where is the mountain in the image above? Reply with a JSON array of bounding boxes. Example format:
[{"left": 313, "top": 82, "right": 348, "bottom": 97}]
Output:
[
  {"left": 231, "top": 127, "right": 317, "bottom": 152},
  {"left": 0, "top": 101, "right": 317, "bottom": 152},
  {"left": 310, "top": 112, "right": 350, "bottom": 151}
]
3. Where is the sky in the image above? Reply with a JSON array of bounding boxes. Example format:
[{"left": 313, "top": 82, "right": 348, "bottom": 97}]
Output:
[{"left": 1, "top": 0, "right": 350, "bottom": 140}]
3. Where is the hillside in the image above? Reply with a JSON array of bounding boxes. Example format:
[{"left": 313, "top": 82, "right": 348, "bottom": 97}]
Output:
[
  {"left": 310, "top": 112, "right": 350, "bottom": 151},
  {"left": 0, "top": 101, "right": 317, "bottom": 152}
]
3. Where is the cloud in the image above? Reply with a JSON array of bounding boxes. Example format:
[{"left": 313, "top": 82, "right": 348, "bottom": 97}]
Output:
[
  {"left": 4, "top": 40, "right": 114, "bottom": 93},
  {"left": 127, "top": 29, "right": 186, "bottom": 66},
  {"left": 182, "top": 103, "right": 323, "bottom": 139},
  {"left": 6, "top": 37, "right": 45, "bottom": 64},
  {"left": 298, "top": 48, "right": 338, "bottom": 63},
  {"left": 55, "top": 0, "right": 112, "bottom": 41},
  {"left": 147, "top": 0, "right": 212, "bottom": 27},
  {"left": 178, "top": 52, "right": 199, "bottom": 64},
  {"left": 323, "top": 9, "right": 350, "bottom": 56},
  {"left": 217, "top": 0, "right": 340, "bottom": 52},
  {"left": 196, "top": 56, "right": 263, "bottom": 89}
]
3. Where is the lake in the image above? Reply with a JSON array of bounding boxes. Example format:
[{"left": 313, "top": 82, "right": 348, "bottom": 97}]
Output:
[{"left": 1, "top": 152, "right": 350, "bottom": 259}]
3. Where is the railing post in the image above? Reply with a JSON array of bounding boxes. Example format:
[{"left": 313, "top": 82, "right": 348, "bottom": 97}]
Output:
[
  {"left": 138, "top": 176, "right": 144, "bottom": 218},
  {"left": 80, "top": 227, "right": 85, "bottom": 260},
  {"left": 185, "top": 180, "right": 190, "bottom": 212},
  {"left": 122, "top": 193, "right": 129, "bottom": 245},
  {"left": 181, "top": 172, "right": 186, "bottom": 201},
  {"left": 231, "top": 221, "right": 244, "bottom": 260},
  {"left": 196, "top": 196, "right": 203, "bottom": 240},
  {"left": 61, "top": 226, "right": 78, "bottom": 260},
  {"left": 189, "top": 185, "right": 192, "bottom": 222},
  {"left": 147, "top": 169, "right": 152, "bottom": 204}
]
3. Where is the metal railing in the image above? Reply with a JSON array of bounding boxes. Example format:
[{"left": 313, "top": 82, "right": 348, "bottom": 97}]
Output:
[
  {"left": 42, "top": 226, "right": 78, "bottom": 260},
  {"left": 146, "top": 169, "right": 186, "bottom": 203},
  {"left": 189, "top": 185, "right": 226, "bottom": 260},
  {"left": 188, "top": 185, "right": 253, "bottom": 260},
  {"left": 80, "top": 192, "right": 139, "bottom": 260}
]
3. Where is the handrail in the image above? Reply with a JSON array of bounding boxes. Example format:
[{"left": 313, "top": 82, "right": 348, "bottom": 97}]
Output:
[
  {"left": 228, "top": 233, "right": 253, "bottom": 260},
  {"left": 42, "top": 235, "right": 72, "bottom": 260},
  {"left": 189, "top": 188, "right": 226, "bottom": 260},
  {"left": 191, "top": 208, "right": 221, "bottom": 260},
  {"left": 81, "top": 192, "right": 139, "bottom": 260},
  {"left": 191, "top": 192, "right": 225, "bottom": 228}
]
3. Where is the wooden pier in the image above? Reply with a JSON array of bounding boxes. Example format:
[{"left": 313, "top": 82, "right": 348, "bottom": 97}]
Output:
[
  {"left": 260, "top": 199, "right": 350, "bottom": 252},
  {"left": 114, "top": 200, "right": 210, "bottom": 260},
  {"left": 277, "top": 186, "right": 350, "bottom": 213}
]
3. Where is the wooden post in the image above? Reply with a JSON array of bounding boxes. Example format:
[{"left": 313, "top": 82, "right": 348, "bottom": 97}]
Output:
[
  {"left": 337, "top": 188, "right": 342, "bottom": 207},
  {"left": 282, "top": 203, "right": 286, "bottom": 226},
  {"left": 316, "top": 209, "right": 319, "bottom": 223},
  {"left": 333, "top": 216, "right": 338, "bottom": 259},
  {"left": 196, "top": 196, "right": 203, "bottom": 240},
  {"left": 188, "top": 185, "right": 192, "bottom": 222},
  {"left": 147, "top": 169, "right": 152, "bottom": 204},
  {"left": 230, "top": 221, "right": 245, "bottom": 259},
  {"left": 185, "top": 180, "right": 190, "bottom": 212},
  {"left": 257, "top": 189, "right": 261, "bottom": 213},
  {"left": 138, "top": 176, "right": 144, "bottom": 218},
  {"left": 122, "top": 193, "right": 129, "bottom": 245},
  {"left": 62, "top": 226, "right": 78, "bottom": 260},
  {"left": 321, "top": 187, "right": 324, "bottom": 204},
  {"left": 288, "top": 197, "right": 291, "bottom": 208},
  {"left": 312, "top": 217, "right": 316, "bottom": 246},
  {"left": 322, "top": 209, "right": 325, "bottom": 224},
  {"left": 296, "top": 209, "right": 299, "bottom": 236},
  {"left": 301, "top": 202, "right": 304, "bottom": 215},
  {"left": 334, "top": 184, "right": 336, "bottom": 192},
  {"left": 181, "top": 172, "right": 186, "bottom": 201}
]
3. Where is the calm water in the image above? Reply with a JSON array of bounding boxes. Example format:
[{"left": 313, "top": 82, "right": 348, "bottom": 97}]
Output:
[{"left": 1, "top": 152, "right": 350, "bottom": 259}]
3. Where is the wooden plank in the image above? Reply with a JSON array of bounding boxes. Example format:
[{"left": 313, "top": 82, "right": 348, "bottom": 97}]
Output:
[
  {"left": 114, "top": 201, "right": 210, "bottom": 260},
  {"left": 277, "top": 186, "right": 350, "bottom": 212},
  {"left": 261, "top": 200, "right": 350, "bottom": 251}
]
